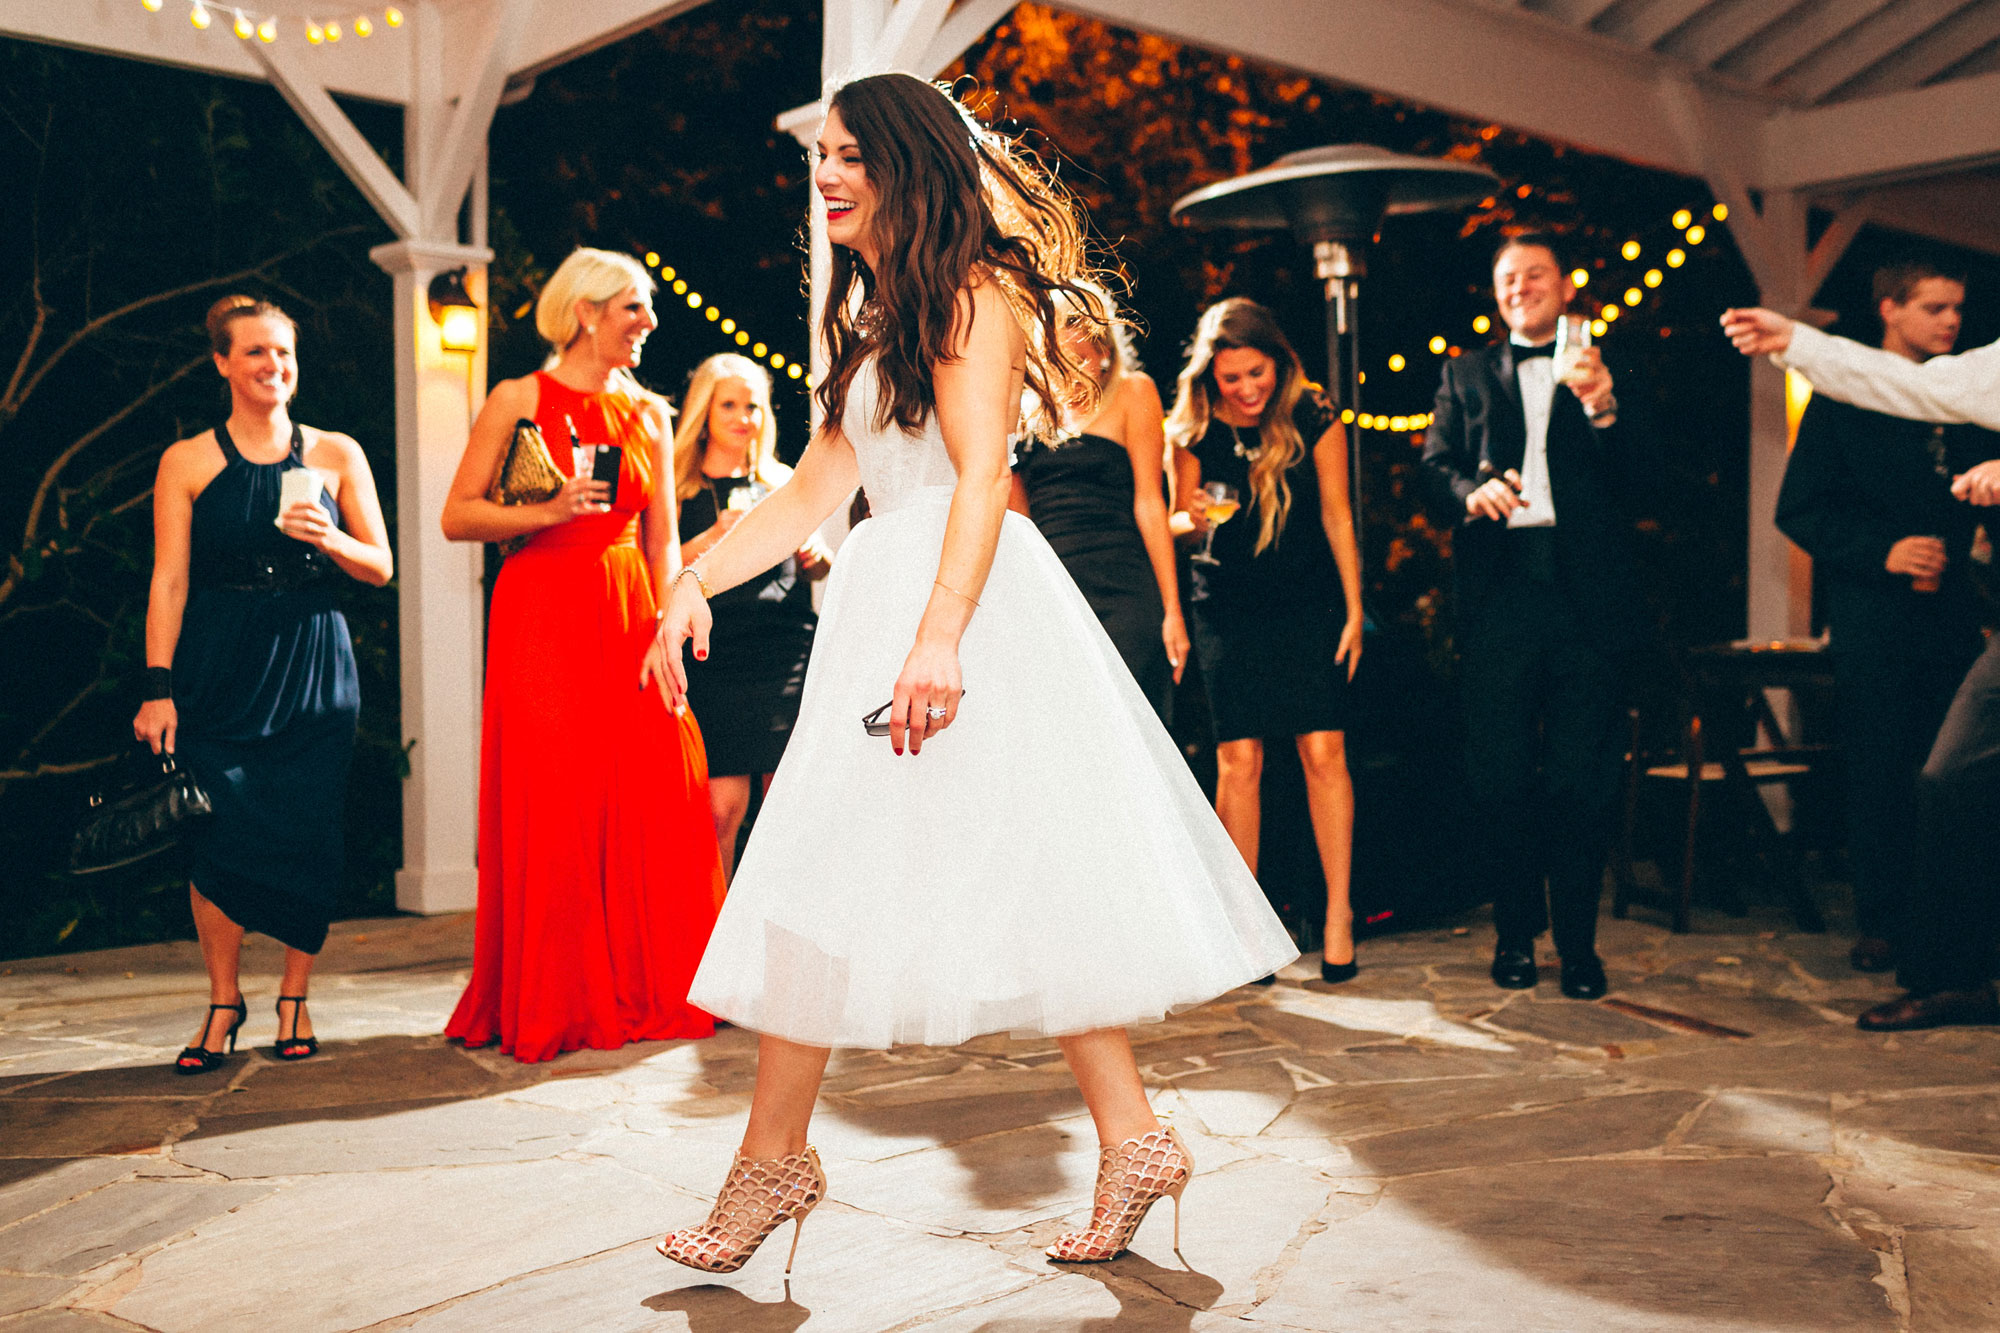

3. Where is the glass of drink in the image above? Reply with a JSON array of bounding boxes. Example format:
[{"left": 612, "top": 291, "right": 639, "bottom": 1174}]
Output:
[
  {"left": 725, "top": 480, "right": 766, "bottom": 513},
  {"left": 1552, "top": 313, "right": 1592, "bottom": 385},
  {"left": 1191, "top": 480, "right": 1239, "bottom": 566},
  {"left": 275, "top": 467, "right": 326, "bottom": 528}
]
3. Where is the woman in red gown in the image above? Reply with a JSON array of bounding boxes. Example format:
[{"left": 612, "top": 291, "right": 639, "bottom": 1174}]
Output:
[{"left": 440, "top": 247, "right": 724, "bottom": 1063}]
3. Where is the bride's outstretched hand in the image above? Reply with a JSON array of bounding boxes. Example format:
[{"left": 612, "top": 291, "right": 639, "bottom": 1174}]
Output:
[
  {"left": 890, "top": 639, "right": 962, "bottom": 757},
  {"left": 643, "top": 576, "right": 712, "bottom": 713}
]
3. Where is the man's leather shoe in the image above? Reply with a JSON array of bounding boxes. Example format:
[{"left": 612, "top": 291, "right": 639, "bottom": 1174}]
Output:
[
  {"left": 1856, "top": 988, "right": 2000, "bottom": 1032},
  {"left": 1848, "top": 937, "right": 1895, "bottom": 973},
  {"left": 1559, "top": 955, "right": 1608, "bottom": 1000},
  {"left": 1491, "top": 945, "right": 1537, "bottom": 990}
]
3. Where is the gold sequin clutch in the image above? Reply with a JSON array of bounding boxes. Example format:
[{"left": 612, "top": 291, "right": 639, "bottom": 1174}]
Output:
[{"left": 487, "top": 417, "right": 565, "bottom": 556}]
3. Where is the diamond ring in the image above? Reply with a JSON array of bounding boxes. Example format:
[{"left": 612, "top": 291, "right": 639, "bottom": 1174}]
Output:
[{"left": 925, "top": 705, "right": 949, "bottom": 719}]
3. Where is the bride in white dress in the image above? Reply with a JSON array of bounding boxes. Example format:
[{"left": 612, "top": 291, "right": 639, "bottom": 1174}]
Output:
[{"left": 645, "top": 72, "right": 1297, "bottom": 1276}]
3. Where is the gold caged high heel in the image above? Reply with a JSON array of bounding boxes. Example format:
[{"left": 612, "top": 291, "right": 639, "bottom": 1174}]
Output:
[
  {"left": 1046, "top": 1125, "right": 1192, "bottom": 1262},
  {"left": 657, "top": 1146, "right": 826, "bottom": 1275}
]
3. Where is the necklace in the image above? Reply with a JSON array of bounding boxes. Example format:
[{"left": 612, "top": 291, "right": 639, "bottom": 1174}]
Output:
[{"left": 1226, "top": 422, "right": 1258, "bottom": 459}]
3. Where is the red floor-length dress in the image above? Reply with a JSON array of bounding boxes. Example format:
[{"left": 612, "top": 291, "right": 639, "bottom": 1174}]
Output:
[{"left": 446, "top": 371, "right": 724, "bottom": 1063}]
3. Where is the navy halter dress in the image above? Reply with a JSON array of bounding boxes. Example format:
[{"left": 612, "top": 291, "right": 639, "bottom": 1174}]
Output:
[{"left": 172, "top": 423, "right": 359, "bottom": 954}]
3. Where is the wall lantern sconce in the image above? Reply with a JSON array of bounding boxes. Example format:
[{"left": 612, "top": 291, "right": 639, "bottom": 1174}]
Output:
[{"left": 428, "top": 267, "right": 480, "bottom": 352}]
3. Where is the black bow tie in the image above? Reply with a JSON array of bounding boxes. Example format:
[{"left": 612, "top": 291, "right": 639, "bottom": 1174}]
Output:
[{"left": 1512, "top": 341, "right": 1555, "bottom": 359}]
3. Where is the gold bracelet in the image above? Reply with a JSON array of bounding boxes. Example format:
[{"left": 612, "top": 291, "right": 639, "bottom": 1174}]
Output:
[
  {"left": 673, "top": 566, "right": 712, "bottom": 599},
  {"left": 934, "top": 578, "right": 980, "bottom": 608}
]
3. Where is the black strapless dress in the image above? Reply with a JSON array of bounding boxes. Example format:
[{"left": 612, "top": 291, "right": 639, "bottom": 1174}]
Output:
[
  {"left": 172, "top": 424, "right": 359, "bottom": 954},
  {"left": 1014, "top": 433, "right": 1172, "bottom": 719}
]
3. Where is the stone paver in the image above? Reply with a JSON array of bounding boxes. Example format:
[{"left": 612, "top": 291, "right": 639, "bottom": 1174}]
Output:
[{"left": 0, "top": 904, "right": 1994, "bottom": 1330}]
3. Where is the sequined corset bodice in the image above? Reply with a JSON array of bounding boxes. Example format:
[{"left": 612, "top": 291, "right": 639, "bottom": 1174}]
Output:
[{"left": 846, "top": 365, "right": 960, "bottom": 515}]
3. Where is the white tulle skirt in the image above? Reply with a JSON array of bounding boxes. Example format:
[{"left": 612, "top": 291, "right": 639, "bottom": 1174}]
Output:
[{"left": 686, "top": 489, "right": 1298, "bottom": 1049}]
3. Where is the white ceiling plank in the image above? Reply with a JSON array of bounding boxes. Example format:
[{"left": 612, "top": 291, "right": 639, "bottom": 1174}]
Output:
[
  {"left": 1776, "top": 0, "right": 1983, "bottom": 104},
  {"left": 1764, "top": 65, "right": 2000, "bottom": 188},
  {"left": 250, "top": 37, "right": 422, "bottom": 238},
  {"left": 423, "top": 0, "right": 536, "bottom": 235},
  {"left": 1065, "top": 0, "right": 1771, "bottom": 182},
  {"left": 1667, "top": 0, "right": 1816, "bottom": 71},
  {"left": 1602, "top": 0, "right": 1717, "bottom": 50},
  {"left": 0, "top": 0, "right": 410, "bottom": 102},
  {"left": 917, "top": 0, "right": 1020, "bottom": 75},
  {"left": 1826, "top": 4, "right": 2000, "bottom": 100},
  {"left": 1719, "top": 0, "right": 1896, "bottom": 87},
  {"left": 1528, "top": 0, "right": 1625, "bottom": 26}
]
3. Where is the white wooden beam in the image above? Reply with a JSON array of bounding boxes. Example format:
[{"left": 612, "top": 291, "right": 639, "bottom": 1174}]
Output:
[
  {"left": 1805, "top": 200, "right": 1871, "bottom": 293},
  {"left": 0, "top": 0, "right": 409, "bottom": 103},
  {"left": 1670, "top": 0, "right": 1812, "bottom": 71},
  {"left": 1535, "top": 0, "right": 1623, "bottom": 25},
  {"left": 1829, "top": 6, "right": 2000, "bottom": 100},
  {"left": 875, "top": 0, "right": 958, "bottom": 74},
  {"left": 423, "top": 0, "right": 535, "bottom": 235},
  {"left": 1608, "top": 0, "right": 1714, "bottom": 51},
  {"left": 1762, "top": 67, "right": 2000, "bottom": 189},
  {"left": 917, "top": 0, "right": 1018, "bottom": 75},
  {"left": 1718, "top": 0, "right": 1894, "bottom": 86},
  {"left": 1775, "top": 0, "right": 1979, "bottom": 105},
  {"left": 1066, "top": 0, "right": 1773, "bottom": 182},
  {"left": 250, "top": 37, "right": 422, "bottom": 239}
]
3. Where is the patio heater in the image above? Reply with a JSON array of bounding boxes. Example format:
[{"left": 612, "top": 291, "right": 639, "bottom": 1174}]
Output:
[{"left": 1170, "top": 145, "right": 1498, "bottom": 543}]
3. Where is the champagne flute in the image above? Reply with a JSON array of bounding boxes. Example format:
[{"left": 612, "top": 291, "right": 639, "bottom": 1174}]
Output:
[
  {"left": 1191, "top": 480, "right": 1239, "bottom": 566},
  {"left": 1552, "top": 313, "right": 1592, "bottom": 385},
  {"left": 725, "top": 479, "right": 766, "bottom": 514}
]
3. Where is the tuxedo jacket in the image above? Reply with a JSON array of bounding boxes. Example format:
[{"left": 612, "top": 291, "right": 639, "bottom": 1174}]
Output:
[{"left": 1419, "top": 341, "right": 1652, "bottom": 653}]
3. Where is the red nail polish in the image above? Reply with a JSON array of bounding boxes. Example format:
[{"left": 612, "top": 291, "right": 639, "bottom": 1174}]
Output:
[{"left": 695, "top": 650, "right": 706, "bottom": 660}]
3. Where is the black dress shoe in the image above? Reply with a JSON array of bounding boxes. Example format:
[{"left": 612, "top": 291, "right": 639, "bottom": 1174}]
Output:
[
  {"left": 1559, "top": 955, "right": 1608, "bottom": 1001},
  {"left": 1856, "top": 988, "right": 2000, "bottom": 1032},
  {"left": 1249, "top": 973, "right": 1277, "bottom": 987},
  {"left": 1848, "top": 937, "right": 1895, "bottom": 973},
  {"left": 1491, "top": 946, "right": 1537, "bottom": 990},
  {"left": 1320, "top": 958, "right": 1359, "bottom": 984}
]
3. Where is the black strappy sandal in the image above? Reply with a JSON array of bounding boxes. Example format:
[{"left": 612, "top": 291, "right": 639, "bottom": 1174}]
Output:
[
  {"left": 273, "top": 995, "right": 319, "bottom": 1061},
  {"left": 174, "top": 999, "right": 247, "bottom": 1075}
]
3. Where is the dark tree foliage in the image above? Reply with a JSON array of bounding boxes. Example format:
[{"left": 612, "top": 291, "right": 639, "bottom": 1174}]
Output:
[{"left": 0, "top": 40, "right": 402, "bottom": 956}]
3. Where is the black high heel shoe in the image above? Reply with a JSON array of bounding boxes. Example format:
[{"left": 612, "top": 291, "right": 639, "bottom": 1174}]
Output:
[
  {"left": 175, "top": 999, "right": 247, "bottom": 1075},
  {"left": 1320, "top": 957, "right": 1359, "bottom": 984},
  {"left": 273, "top": 995, "right": 319, "bottom": 1061}
]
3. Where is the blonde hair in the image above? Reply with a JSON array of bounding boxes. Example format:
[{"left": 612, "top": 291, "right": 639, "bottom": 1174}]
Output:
[
  {"left": 1165, "top": 298, "right": 1312, "bottom": 555},
  {"left": 674, "top": 354, "right": 785, "bottom": 502},
  {"left": 535, "top": 247, "right": 655, "bottom": 397},
  {"left": 206, "top": 294, "right": 294, "bottom": 356},
  {"left": 1054, "top": 280, "right": 1139, "bottom": 386}
]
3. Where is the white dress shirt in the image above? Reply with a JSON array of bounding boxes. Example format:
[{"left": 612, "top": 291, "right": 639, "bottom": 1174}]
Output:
[
  {"left": 1779, "top": 323, "right": 2000, "bottom": 430},
  {"left": 1508, "top": 337, "right": 1558, "bottom": 528}
]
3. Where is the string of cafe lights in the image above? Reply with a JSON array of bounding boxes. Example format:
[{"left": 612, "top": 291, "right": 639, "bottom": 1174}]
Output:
[
  {"left": 640, "top": 252, "right": 812, "bottom": 385},
  {"left": 137, "top": 0, "right": 405, "bottom": 46},
  {"left": 1355, "top": 201, "right": 1732, "bottom": 437}
]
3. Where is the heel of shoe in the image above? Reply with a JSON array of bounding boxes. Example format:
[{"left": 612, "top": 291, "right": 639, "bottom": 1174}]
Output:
[{"left": 783, "top": 1211, "right": 808, "bottom": 1275}]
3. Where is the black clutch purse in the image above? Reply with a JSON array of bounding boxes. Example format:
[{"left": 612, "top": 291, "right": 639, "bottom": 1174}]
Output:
[{"left": 68, "top": 749, "right": 214, "bottom": 876}]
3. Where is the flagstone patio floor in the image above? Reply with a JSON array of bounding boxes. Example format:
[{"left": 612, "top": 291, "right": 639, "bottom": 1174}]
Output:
[{"left": 1, "top": 905, "right": 1996, "bottom": 1332}]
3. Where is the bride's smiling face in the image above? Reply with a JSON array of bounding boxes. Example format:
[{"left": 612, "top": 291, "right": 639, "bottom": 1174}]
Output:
[{"left": 815, "top": 109, "right": 878, "bottom": 267}]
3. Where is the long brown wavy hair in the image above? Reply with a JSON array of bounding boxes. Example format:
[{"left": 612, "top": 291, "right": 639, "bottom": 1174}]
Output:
[
  {"left": 814, "top": 73, "right": 1103, "bottom": 440},
  {"left": 1165, "top": 298, "right": 1313, "bottom": 555}
]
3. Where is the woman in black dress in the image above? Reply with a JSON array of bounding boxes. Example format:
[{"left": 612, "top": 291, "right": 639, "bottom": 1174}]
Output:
[
  {"left": 1010, "top": 285, "right": 1187, "bottom": 719},
  {"left": 673, "top": 353, "right": 826, "bottom": 879},
  {"left": 1167, "top": 298, "right": 1364, "bottom": 981},
  {"left": 133, "top": 296, "right": 392, "bottom": 1072}
]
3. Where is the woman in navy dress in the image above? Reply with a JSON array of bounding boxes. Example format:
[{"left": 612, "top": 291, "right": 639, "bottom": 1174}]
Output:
[
  {"left": 1010, "top": 285, "right": 1186, "bottom": 719},
  {"left": 133, "top": 297, "right": 392, "bottom": 1073}
]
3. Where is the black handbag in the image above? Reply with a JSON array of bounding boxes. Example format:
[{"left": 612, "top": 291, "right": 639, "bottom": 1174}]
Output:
[{"left": 68, "top": 748, "right": 214, "bottom": 876}]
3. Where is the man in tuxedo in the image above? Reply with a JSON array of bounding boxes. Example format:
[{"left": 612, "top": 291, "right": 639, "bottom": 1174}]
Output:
[
  {"left": 1422, "top": 233, "right": 1647, "bottom": 1000},
  {"left": 1775, "top": 261, "right": 1998, "bottom": 976}
]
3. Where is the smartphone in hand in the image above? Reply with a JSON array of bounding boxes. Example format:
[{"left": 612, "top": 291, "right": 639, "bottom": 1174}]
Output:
[{"left": 591, "top": 445, "right": 623, "bottom": 506}]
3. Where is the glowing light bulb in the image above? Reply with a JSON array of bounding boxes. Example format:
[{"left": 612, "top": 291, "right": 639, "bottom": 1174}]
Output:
[
  {"left": 190, "top": 3, "right": 212, "bottom": 29},
  {"left": 1667, "top": 248, "right": 1686, "bottom": 268},
  {"left": 643, "top": 252, "right": 659, "bottom": 268},
  {"left": 385, "top": 7, "right": 404, "bottom": 26},
  {"left": 1428, "top": 336, "right": 1447, "bottom": 355},
  {"left": 1624, "top": 288, "right": 1642, "bottom": 306},
  {"left": 308, "top": 21, "right": 323, "bottom": 42},
  {"left": 659, "top": 266, "right": 676, "bottom": 282},
  {"left": 1644, "top": 269, "right": 1663, "bottom": 288},
  {"left": 143, "top": 0, "right": 163, "bottom": 12},
  {"left": 1711, "top": 203, "right": 1728, "bottom": 221},
  {"left": 672, "top": 279, "right": 687, "bottom": 295},
  {"left": 257, "top": 17, "right": 276, "bottom": 39},
  {"left": 1472, "top": 314, "right": 1491, "bottom": 334},
  {"left": 1387, "top": 353, "right": 1406, "bottom": 372},
  {"left": 721, "top": 318, "right": 737, "bottom": 334},
  {"left": 734, "top": 331, "right": 749, "bottom": 345},
  {"left": 1620, "top": 240, "right": 1640, "bottom": 261},
  {"left": 1686, "top": 224, "right": 1706, "bottom": 245},
  {"left": 1672, "top": 208, "right": 1693, "bottom": 229},
  {"left": 1390, "top": 416, "right": 1409, "bottom": 432},
  {"left": 1591, "top": 319, "right": 1608, "bottom": 337},
  {"left": 326, "top": 20, "right": 341, "bottom": 40},
  {"left": 705, "top": 307, "right": 720, "bottom": 322},
  {"left": 1358, "top": 414, "right": 1375, "bottom": 430},
  {"left": 752, "top": 342, "right": 767, "bottom": 358},
  {"left": 355, "top": 15, "right": 372, "bottom": 35},
  {"left": 1340, "top": 409, "right": 1356, "bottom": 424},
  {"left": 770, "top": 353, "right": 786, "bottom": 368},
  {"left": 1601, "top": 305, "right": 1620, "bottom": 321},
  {"left": 1570, "top": 269, "right": 1588, "bottom": 288},
  {"left": 234, "top": 11, "right": 253, "bottom": 38},
  {"left": 686, "top": 292, "right": 701, "bottom": 308},
  {"left": 787, "top": 364, "right": 803, "bottom": 379}
]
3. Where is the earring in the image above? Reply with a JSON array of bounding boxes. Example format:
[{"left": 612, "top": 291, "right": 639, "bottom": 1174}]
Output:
[{"left": 585, "top": 326, "right": 598, "bottom": 335}]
